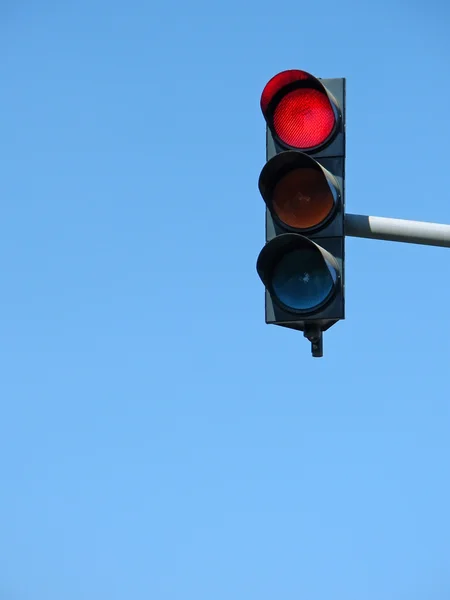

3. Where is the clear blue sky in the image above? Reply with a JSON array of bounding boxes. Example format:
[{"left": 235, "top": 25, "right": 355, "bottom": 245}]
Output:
[{"left": 1, "top": 1, "right": 450, "bottom": 598}]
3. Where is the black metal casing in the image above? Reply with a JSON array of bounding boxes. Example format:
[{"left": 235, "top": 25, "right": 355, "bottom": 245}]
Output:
[{"left": 263, "top": 77, "right": 346, "bottom": 334}]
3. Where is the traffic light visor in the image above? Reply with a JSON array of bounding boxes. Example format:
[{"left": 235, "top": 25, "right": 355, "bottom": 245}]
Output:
[
  {"left": 261, "top": 70, "right": 337, "bottom": 150},
  {"left": 259, "top": 151, "right": 338, "bottom": 232},
  {"left": 257, "top": 234, "right": 339, "bottom": 313}
]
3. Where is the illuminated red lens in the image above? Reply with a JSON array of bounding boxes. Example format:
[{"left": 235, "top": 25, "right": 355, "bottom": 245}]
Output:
[{"left": 273, "top": 88, "right": 335, "bottom": 149}]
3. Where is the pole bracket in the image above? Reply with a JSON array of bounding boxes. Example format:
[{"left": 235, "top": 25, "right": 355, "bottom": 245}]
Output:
[{"left": 304, "top": 325, "right": 323, "bottom": 358}]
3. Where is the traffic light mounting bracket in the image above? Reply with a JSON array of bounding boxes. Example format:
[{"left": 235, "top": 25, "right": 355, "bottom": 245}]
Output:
[{"left": 304, "top": 324, "right": 323, "bottom": 358}]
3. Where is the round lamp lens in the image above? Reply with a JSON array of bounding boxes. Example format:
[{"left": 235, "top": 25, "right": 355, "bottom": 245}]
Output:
[
  {"left": 272, "top": 167, "right": 335, "bottom": 230},
  {"left": 273, "top": 88, "right": 335, "bottom": 149},
  {"left": 272, "top": 249, "right": 336, "bottom": 311}
]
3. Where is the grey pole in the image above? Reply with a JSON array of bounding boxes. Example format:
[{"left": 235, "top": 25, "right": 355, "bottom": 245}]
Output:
[{"left": 345, "top": 213, "right": 450, "bottom": 248}]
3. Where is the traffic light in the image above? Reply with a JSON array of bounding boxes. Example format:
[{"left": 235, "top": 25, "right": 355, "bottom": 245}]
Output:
[{"left": 256, "top": 70, "right": 346, "bottom": 357}]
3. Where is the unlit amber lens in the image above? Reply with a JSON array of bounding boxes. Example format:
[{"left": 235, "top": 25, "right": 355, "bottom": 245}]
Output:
[{"left": 272, "top": 168, "right": 334, "bottom": 230}]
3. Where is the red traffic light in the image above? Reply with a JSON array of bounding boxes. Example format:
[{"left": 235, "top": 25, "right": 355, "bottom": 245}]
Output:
[{"left": 261, "top": 70, "right": 338, "bottom": 151}]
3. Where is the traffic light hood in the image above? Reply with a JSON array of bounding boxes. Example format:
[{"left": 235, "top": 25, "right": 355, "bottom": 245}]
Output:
[
  {"left": 256, "top": 233, "right": 340, "bottom": 295},
  {"left": 260, "top": 70, "right": 340, "bottom": 151},
  {"left": 259, "top": 151, "right": 340, "bottom": 233}
]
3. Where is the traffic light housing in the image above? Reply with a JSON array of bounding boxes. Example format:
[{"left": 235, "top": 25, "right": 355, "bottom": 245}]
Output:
[{"left": 256, "top": 70, "right": 346, "bottom": 357}]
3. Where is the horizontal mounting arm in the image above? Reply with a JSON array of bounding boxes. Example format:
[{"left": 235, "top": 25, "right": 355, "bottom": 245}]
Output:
[{"left": 345, "top": 213, "right": 450, "bottom": 248}]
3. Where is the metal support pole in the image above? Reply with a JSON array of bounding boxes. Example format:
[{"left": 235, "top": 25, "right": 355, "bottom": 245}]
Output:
[{"left": 345, "top": 214, "right": 450, "bottom": 248}]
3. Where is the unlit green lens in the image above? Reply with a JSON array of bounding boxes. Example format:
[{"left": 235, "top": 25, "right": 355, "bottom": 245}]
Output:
[{"left": 272, "top": 249, "right": 336, "bottom": 311}]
